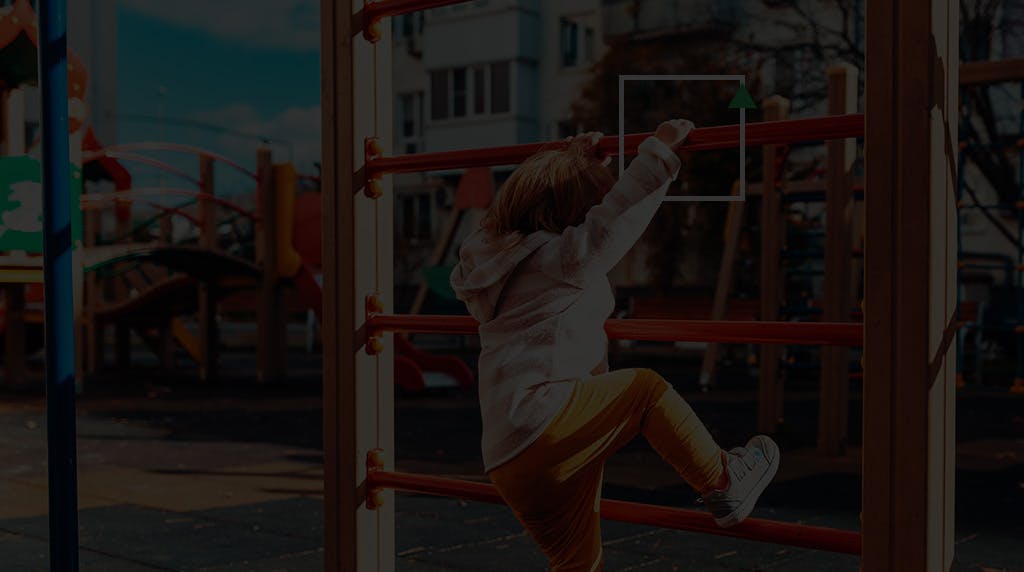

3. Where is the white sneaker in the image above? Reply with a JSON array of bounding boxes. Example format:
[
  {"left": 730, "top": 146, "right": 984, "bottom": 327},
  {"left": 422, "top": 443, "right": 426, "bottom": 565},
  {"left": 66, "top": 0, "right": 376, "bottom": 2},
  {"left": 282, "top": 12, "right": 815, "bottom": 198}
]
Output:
[{"left": 702, "top": 435, "right": 780, "bottom": 528}]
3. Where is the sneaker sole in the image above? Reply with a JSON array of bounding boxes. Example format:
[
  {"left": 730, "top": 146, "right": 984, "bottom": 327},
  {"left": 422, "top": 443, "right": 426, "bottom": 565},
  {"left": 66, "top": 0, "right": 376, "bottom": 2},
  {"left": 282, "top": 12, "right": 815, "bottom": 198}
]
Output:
[{"left": 713, "top": 441, "right": 780, "bottom": 528}]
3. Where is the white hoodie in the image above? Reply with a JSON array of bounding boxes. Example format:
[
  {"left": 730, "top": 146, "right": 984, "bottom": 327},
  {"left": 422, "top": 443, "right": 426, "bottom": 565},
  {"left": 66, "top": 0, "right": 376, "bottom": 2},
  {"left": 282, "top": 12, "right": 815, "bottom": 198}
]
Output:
[{"left": 450, "top": 137, "right": 682, "bottom": 471}]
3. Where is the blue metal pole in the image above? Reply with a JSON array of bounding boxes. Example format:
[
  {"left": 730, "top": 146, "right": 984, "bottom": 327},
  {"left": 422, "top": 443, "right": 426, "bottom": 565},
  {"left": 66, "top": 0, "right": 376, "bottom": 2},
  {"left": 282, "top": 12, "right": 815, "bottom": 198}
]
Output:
[
  {"left": 1017, "top": 82, "right": 1024, "bottom": 392},
  {"left": 37, "top": 0, "right": 80, "bottom": 570}
]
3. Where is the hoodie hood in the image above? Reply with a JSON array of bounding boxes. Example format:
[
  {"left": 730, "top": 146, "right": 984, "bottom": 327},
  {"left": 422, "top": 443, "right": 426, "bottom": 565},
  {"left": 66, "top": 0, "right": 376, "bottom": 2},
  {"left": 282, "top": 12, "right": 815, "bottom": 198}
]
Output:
[{"left": 450, "top": 227, "right": 552, "bottom": 322}]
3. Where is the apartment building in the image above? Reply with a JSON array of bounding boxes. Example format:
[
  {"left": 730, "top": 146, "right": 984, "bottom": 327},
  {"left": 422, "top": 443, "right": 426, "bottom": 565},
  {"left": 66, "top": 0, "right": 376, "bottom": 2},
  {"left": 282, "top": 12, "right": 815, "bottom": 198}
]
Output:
[{"left": 390, "top": 0, "right": 606, "bottom": 301}]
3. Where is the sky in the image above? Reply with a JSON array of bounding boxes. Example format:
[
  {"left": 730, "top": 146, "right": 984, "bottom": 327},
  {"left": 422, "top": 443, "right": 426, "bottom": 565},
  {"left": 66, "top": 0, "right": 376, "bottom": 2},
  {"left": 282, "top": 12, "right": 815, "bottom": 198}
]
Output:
[{"left": 116, "top": 0, "right": 321, "bottom": 193}]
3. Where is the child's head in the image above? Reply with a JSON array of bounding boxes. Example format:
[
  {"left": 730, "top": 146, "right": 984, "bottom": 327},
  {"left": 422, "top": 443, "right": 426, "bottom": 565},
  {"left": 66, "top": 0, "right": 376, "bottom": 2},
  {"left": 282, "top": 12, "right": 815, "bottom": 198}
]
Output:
[{"left": 482, "top": 138, "right": 615, "bottom": 236}]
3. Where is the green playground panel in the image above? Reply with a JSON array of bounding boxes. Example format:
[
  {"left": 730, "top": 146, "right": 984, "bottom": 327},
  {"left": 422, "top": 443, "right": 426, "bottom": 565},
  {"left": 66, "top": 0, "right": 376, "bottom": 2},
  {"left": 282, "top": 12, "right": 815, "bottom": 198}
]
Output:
[
  {"left": 0, "top": 155, "right": 83, "bottom": 253},
  {"left": 424, "top": 265, "right": 457, "bottom": 300}
]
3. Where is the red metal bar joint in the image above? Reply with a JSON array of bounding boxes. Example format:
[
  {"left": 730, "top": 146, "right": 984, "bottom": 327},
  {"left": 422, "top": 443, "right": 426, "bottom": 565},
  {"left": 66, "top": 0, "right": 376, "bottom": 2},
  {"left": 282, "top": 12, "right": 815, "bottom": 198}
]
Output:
[{"left": 365, "top": 294, "right": 385, "bottom": 355}]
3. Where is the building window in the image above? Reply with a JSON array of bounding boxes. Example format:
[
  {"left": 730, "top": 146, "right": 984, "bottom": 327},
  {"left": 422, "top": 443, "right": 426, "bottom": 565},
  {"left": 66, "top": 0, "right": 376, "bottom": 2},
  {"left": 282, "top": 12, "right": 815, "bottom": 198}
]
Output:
[
  {"left": 397, "top": 92, "right": 423, "bottom": 153},
  {"left": 452, "top": 68, "right": 468, "bottom": 117},
  {"left": 584, "top": 27, "right": 595, "bottom": 63},
  {"left": 400, "top": 193, "right": 433, "bottom": 240},
  {"left": 473, "top": 67, "right": 487, "bottom": 114},
  {"left": 430, "top": 70, "right": 448, "bottom": 120},
  {"left": 561, "top": 18, "right": 579, "bottom": 67},
  {"left": 402, "top": 196, "right": 416, "bottom": 238},
  {"left": 417, "top": 194, "right": 432, "bottom": 238},
  {"left": 400, "top": 94, "right": 417, "bottom": 137},
  {"left": 491, "top": 62, "right": 511, "bottom": 113},
  {"left": 429, "top": 63, "right": 512, "bottom": 121},
  {"left": 561, "top": 17, "right": 596, "bottom": 68}
]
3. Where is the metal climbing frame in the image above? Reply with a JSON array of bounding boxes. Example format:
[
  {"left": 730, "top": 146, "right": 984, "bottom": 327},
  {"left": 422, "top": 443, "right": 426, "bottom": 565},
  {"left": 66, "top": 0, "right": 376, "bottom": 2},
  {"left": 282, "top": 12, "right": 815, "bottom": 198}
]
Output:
[{"left": 322, "top": 1, "right": 959, "bottom": 570}]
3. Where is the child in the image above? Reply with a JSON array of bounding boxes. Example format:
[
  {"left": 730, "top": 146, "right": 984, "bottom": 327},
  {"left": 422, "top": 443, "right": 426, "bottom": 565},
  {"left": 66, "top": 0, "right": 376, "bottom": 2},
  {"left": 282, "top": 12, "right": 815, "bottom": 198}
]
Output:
[{"left": 450, "top": 120, "right": 779, "bottom": 571}]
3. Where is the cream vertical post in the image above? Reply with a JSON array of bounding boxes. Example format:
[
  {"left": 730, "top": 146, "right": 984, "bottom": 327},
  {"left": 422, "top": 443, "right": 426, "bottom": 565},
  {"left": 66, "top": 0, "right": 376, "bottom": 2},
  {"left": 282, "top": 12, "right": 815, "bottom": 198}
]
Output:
[
  {"left": 818, "top": 63, "right": 858, "bottom": 456},
  {"left": 863, "top": 0, "right": 957, "bottom": 568},
  {"left": 322, "top": 1, "right": 395, "bottom": 570},
  {"left": 758, "top": 96, "right": 790, "bottom": 434}
]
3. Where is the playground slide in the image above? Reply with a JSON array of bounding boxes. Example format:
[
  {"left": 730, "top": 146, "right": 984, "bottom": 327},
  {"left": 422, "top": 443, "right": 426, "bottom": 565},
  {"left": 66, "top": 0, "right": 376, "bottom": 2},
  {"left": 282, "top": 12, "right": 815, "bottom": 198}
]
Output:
[{"left": 393, "top": 333, "right": 474, "bottom": 392}]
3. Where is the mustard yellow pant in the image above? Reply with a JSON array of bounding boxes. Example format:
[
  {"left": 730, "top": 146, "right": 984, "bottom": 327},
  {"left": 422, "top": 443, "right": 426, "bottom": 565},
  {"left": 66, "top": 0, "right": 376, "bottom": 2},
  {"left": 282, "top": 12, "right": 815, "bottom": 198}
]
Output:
[{"left": 489, "top": 368, "right": 723, "bottom": 572}]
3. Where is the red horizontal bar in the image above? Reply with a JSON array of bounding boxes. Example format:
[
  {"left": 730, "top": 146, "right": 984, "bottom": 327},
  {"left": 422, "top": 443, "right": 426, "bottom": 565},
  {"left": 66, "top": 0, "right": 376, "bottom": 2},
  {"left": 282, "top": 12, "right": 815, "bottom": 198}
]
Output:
[
  {"left": 368, "top": 470, "right": 862, "bottom": 555},
  {"left": 366, "top": 315, "right": 864, "bottom": 346},
  {"left": 365, "top": 114, "right": 864, "bottom": 177},
  {"left": 362, "top": 0, "right": 472, "bottom": 23}
]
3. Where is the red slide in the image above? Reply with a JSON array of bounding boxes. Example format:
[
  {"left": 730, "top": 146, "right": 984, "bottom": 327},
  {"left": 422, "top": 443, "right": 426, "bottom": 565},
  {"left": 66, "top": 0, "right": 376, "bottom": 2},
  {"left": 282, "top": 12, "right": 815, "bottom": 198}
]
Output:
[{"left": 393, "top": 334, "right": 473, "bottom": 393}]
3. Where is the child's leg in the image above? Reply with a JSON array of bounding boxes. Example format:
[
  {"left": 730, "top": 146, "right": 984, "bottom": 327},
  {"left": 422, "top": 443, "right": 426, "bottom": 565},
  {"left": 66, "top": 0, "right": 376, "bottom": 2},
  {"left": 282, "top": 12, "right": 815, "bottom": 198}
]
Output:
[
  {"left": 492, "top": 462, "right": 605, "bottom": 571},
  {"left": 488, "top": 368, "right": 724, "bottom": 570},
  {"left": 631, "top": 368, "right": 725, "bottom": 493}
]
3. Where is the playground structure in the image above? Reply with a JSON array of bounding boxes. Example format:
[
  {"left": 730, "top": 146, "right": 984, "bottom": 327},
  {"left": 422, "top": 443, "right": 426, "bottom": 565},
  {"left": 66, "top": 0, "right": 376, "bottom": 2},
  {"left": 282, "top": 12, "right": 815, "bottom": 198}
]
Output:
[
  {"left": 0, "top": 0, "right": 476, "bottom": 394},
  {"left": 12, "top": 0, "right": 985, "bottom": 568},
  {"left": 2, "top": 134, "right": 473, "bottom": 391},
  {"left": 320, "top": 2, "right": 958, "bottom": 572},
  {"left": 662, "top": 56, "right": 1024, "bottom": 458}
]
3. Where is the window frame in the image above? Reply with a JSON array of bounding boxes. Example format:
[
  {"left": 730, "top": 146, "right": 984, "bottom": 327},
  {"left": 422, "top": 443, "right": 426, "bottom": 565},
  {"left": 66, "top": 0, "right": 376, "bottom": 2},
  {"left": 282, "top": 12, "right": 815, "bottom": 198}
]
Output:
[{"left": 427, "top": 62, "right": 515, "bottom": 123}]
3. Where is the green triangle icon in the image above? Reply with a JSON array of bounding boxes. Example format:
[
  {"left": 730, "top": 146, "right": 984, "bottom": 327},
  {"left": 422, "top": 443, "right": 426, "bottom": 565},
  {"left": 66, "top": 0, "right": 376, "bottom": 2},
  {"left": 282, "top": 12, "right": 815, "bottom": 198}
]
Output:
[{"left": 728, "top": 84, "right": 757, "bottom": 109}]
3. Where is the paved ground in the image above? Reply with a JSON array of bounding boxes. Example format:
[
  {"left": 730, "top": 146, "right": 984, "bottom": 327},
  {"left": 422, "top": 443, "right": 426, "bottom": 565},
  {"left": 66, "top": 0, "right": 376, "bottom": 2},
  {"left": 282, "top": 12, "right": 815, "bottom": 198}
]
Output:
[{"left": 1, "top": 358, "right": 1022, "bottom": 571}]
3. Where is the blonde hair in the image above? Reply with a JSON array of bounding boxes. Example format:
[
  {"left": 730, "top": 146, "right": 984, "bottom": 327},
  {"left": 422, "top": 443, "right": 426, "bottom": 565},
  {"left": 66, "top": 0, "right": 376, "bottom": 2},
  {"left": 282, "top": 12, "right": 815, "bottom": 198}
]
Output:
[{"left": 482, "top": 139, "right": 615, "bottom": 236}]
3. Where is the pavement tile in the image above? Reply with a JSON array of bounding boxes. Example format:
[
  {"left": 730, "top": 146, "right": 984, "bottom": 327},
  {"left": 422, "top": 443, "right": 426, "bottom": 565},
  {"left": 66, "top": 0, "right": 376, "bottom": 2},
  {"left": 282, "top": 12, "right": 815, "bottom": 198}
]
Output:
[
  {"left": 406, "top": 532, "right": 547, "bottom": 571},
  {"left": 0, "top": 478, "right": 111, "bottom": 520},
  {"left": 953, "top": 527, "right": 1024, "bottom": 570},
  {"left": 0, "top": 505, "right": 320, "bottom": 571},
  {"left": 0, "top": 529, "right": 165, "bottom": 572},
  {"left": 194, "top": 498, "right": 323, "bottom": 542},
  {"left": 197, "top": 548, "right": 323, "bottom": 572},
  {"left": 75, "top": 466, "right": 294, "bottom": 512}
]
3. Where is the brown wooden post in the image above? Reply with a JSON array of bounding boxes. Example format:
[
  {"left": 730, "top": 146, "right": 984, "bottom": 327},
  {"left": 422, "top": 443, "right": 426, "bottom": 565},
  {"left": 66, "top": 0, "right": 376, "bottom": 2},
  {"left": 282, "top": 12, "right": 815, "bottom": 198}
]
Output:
[
  {"left": 863, "top": 0, "right": 958, "bottom": 568},
  {"left": 257, "top": 148, "right": 286, "bottom": 382},
  {"left": 322, "top": 0, "right": 395, "bottom": 569},
  {"left": 758, "top": 96, "right": 789, "bottom": 434},
  {"left": 197, "top": 154, "right": 218, "bottom": 381},
  {"left": 1, "top": 87, "right": 27, "bottom": 387},
  {"left": 700, "top": 182, "right": 745, "bottom": 390},
  {"left": 818, "top": 63, "right": 858, "bottom": 456}
]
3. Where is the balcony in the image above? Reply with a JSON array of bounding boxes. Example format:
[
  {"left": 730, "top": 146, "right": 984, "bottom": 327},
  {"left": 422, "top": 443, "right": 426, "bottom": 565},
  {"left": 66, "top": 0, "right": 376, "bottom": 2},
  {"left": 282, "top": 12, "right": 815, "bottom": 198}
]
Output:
[{"left": 601, "top": 0, "right": 739, "bottom": 40}]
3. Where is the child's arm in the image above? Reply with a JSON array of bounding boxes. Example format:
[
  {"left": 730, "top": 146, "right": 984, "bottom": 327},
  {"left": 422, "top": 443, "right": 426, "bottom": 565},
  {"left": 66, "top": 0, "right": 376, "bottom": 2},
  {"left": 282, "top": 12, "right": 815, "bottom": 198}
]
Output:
[{"left": 535, "top": 120, "right": 692, "bottom": 286}]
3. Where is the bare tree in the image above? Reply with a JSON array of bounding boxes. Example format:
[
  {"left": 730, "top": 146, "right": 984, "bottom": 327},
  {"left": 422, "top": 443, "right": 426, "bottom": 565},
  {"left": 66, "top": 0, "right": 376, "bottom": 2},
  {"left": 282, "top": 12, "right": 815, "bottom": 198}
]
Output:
[
  {"left": 749, "top": 0, "right": 1022, "bottom": 206},
  {"left": 570, "top": 27, "right": 756, "bottom": 292},
  {"left": 961, "top": 0, "right": 1021, "bottom": 206}
]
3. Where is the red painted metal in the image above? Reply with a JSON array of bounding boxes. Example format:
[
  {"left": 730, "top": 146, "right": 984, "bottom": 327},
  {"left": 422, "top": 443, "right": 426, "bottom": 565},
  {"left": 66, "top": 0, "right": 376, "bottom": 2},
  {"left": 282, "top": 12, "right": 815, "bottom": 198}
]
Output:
[
  {"left": 83, "top": 151, "right": 201, "bottom": 187},
  {"left": 88, "top": 143, "right": 258, "bottom": 179},
  {"left": 367, "top": 470, "right": 862, "bottom": 555},
  {"left": 365, "top": 114, "right": 865, "bottom": 177},
  {"left": 362, "top": 0, "right": 472, "bottom": 23},
  {"left": 366, "top": 314, "right": 864, "bottom": 346},
  {"left": 80, "top": 188, "right": 259, "bottom": 221}
]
